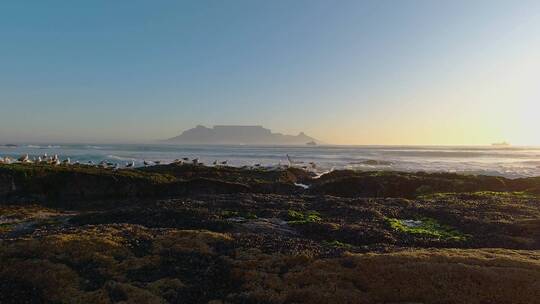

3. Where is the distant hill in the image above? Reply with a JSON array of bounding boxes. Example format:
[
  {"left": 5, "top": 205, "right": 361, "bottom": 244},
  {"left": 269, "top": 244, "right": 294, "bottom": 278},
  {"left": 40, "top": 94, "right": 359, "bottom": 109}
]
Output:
[{"left": 166, "top": 125, "right": 320, "bottom": 145}]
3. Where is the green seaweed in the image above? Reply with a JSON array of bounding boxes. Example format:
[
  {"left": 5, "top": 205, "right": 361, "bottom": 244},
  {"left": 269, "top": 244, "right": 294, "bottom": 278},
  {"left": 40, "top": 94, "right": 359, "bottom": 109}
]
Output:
[
  {"left": 0, "top": 223, "right": 14, "bottom": 233},
  {"left": 287, "top": 210, "right": 322, "bottom": 225},
  {"left": 386, "top": 217, "right": 469, "bottom": 241}
]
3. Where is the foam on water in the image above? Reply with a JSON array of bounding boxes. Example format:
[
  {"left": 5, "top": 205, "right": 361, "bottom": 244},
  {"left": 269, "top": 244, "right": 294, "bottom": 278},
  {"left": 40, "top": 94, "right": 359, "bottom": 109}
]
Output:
[{"left": 1, "top": 144, "right": 540, "bottom": 178}]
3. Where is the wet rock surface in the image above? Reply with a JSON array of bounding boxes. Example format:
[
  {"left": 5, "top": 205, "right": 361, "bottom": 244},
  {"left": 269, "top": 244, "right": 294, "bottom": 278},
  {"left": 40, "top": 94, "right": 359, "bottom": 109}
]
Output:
[{"left": 0, "top": 164, "right": 540, "bottom": 303}]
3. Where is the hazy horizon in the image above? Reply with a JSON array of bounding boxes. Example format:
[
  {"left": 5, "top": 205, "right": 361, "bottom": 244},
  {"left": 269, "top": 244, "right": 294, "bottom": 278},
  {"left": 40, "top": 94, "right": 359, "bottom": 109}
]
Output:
[{"left": 1, "top": 1, "right": 539, "bottom": 145}]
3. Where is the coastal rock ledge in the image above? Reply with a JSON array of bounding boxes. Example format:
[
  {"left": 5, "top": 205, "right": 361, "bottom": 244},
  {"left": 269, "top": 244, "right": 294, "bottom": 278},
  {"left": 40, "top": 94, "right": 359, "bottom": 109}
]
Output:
[{"left": 0, "top": 163, "right": 539, "bottom": 304}]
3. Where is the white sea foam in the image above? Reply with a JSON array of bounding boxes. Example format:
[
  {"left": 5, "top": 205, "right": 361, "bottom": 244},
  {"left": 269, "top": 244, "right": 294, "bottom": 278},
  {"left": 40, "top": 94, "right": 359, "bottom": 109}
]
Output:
[
  {"left": 85, "top": 145, "right": 106, "bottom": 149},
  {"left": 26, "top": 145, "right": 61, "bottom": 149},
  {"left": 106, "top": 155, "right": 137, "bottom": 161}
]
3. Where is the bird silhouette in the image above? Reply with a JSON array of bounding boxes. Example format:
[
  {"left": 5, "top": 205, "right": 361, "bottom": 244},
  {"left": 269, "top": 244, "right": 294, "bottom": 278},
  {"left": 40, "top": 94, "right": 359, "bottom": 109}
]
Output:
[{"left": 18, "top": 154, "right": 29, "bottom": 163}]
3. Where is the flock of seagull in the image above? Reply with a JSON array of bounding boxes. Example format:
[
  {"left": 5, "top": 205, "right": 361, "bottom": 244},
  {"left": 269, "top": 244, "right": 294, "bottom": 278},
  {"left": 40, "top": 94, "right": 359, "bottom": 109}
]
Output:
[
  {"left": 0, "top": 153, "right": 317, "bottom": 171},
  {"left": 0, "top": 153, "right": 69, "bottom": 166},
  {"left": 0, "top": 154, "right": 216, "bottom": 169}
]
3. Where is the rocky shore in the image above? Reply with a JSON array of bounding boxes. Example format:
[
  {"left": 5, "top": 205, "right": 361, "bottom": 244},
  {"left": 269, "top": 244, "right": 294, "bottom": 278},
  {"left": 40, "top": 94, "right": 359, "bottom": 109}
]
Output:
[{"left": 1, "top": 163, "right": 539, "bottom": 303}]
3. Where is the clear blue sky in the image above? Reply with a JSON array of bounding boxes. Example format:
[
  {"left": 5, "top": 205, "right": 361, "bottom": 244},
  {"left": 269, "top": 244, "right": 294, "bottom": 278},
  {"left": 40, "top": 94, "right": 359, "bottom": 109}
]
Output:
[{"left": 1, "top": 0, "right": 539, "bottom": 144}]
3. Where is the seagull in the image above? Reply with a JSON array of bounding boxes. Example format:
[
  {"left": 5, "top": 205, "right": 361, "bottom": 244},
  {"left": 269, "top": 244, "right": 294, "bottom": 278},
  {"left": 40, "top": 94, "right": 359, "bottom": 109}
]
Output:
[
  {"left": 213, "top": 160, "right": 218, "bottom": 165},
  {"left": 18, "top": 154, "right": 29, "bottom": 163},
  {"left": 192, "top": 158, "right": 199, "bottom": 165},
  {"left": 62, "top": 158, "right": 71, "bottom": 165},
  {"left": 39, "top": 153, "right": 48, "bottom": 162},
  {"left": 4, "top": 157, "right": 12, "bottom": 164},
  {"left": 126, "top": 161, "right": 135, "bottom": 168},
  {"left": 143, "top": 160, "right": 150, "bottom": 166},
  {"left": 254, "top": 163, "right": 261, "bottom": 167},
  {"left": 154, "top": 160, "right": 161, "bottom": 165},
  {"left": 53, "top": 159, "right": 61, "bottom": 166},
  {"left": 286, "top": 154, "right": 293, "bottom": 167},
  {"left": 182, "top": 157, "right": 189, "bottom": 161},
  {"left": 221, "top": 160, "right": 228, "bottom": 165},
  {"left": 88, "top": 160, "right": 94, "bottom": 165},
  {"left": 173, "top": 159, "right": 183, "bottom": 164}
]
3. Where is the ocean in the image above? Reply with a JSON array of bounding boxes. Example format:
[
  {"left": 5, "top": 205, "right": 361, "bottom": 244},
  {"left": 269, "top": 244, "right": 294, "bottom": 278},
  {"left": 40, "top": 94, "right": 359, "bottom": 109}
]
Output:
[{"left": 1, "top": 144, "right": 540, "bottom": 178}]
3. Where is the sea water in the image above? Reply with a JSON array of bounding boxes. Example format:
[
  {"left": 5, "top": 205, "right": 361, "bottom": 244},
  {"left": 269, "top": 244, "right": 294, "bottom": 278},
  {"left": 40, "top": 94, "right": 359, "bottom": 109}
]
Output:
[{"left": 1, "top": 144, "right": 540, "bottom": 178}]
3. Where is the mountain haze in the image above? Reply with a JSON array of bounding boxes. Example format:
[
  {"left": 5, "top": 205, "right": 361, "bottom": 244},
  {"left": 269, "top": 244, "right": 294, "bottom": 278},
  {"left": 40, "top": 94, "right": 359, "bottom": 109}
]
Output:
[{"left": 166, "top": 125, "right": 319, "bottom": 145}]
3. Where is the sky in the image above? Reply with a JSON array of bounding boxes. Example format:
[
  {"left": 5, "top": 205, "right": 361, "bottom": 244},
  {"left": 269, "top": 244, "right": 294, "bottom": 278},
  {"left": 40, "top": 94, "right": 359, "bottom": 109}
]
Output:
[{"left": 0, "top": 0, "right": 539, "bottom": 145}]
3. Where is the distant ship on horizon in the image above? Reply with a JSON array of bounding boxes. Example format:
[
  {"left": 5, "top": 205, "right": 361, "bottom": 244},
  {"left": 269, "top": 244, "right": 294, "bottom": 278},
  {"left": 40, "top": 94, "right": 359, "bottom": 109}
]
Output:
[{"left": 492, "top": 141, "right": 510, "bottom": 147}]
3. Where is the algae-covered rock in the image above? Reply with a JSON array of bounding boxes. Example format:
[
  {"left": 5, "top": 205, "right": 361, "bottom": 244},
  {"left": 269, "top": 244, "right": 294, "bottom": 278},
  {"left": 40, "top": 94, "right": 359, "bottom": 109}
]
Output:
[
  {"left": 1, "top": 164, "right": 540, "bottom": 303},
  {"left": 309, "top": 171, "right": 515, "bottom": 198},
  {"left": 0, "top": 164, "right": 308, "bottom": 204},
  {"left": 0, "top": 224, "right": 236, "bottom": 304},
  {"left": 228, "top": 248, "right": 540, "bottom": 304}
]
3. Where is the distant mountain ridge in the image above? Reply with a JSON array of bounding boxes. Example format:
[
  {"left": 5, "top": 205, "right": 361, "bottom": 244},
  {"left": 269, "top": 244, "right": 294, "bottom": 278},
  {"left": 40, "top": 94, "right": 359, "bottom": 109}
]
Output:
[{"left": 166, "top": 125, "right": 320, "bottom": 145}]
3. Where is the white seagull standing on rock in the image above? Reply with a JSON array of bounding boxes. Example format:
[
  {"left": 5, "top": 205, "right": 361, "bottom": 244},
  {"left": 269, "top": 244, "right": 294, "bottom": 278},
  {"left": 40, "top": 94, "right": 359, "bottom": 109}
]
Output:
[
  {"left": 18, "top": 154, "right": 29, "bottom": 163},
  {"left": 126, "top": 161, "right": 135, "bottom": 168}
]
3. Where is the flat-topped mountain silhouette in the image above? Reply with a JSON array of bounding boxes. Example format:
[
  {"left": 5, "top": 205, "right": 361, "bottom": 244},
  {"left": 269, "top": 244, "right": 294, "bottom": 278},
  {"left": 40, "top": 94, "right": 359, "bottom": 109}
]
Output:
[{"left": 166, "top": 125, "right": 319, "bottom": 145}]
